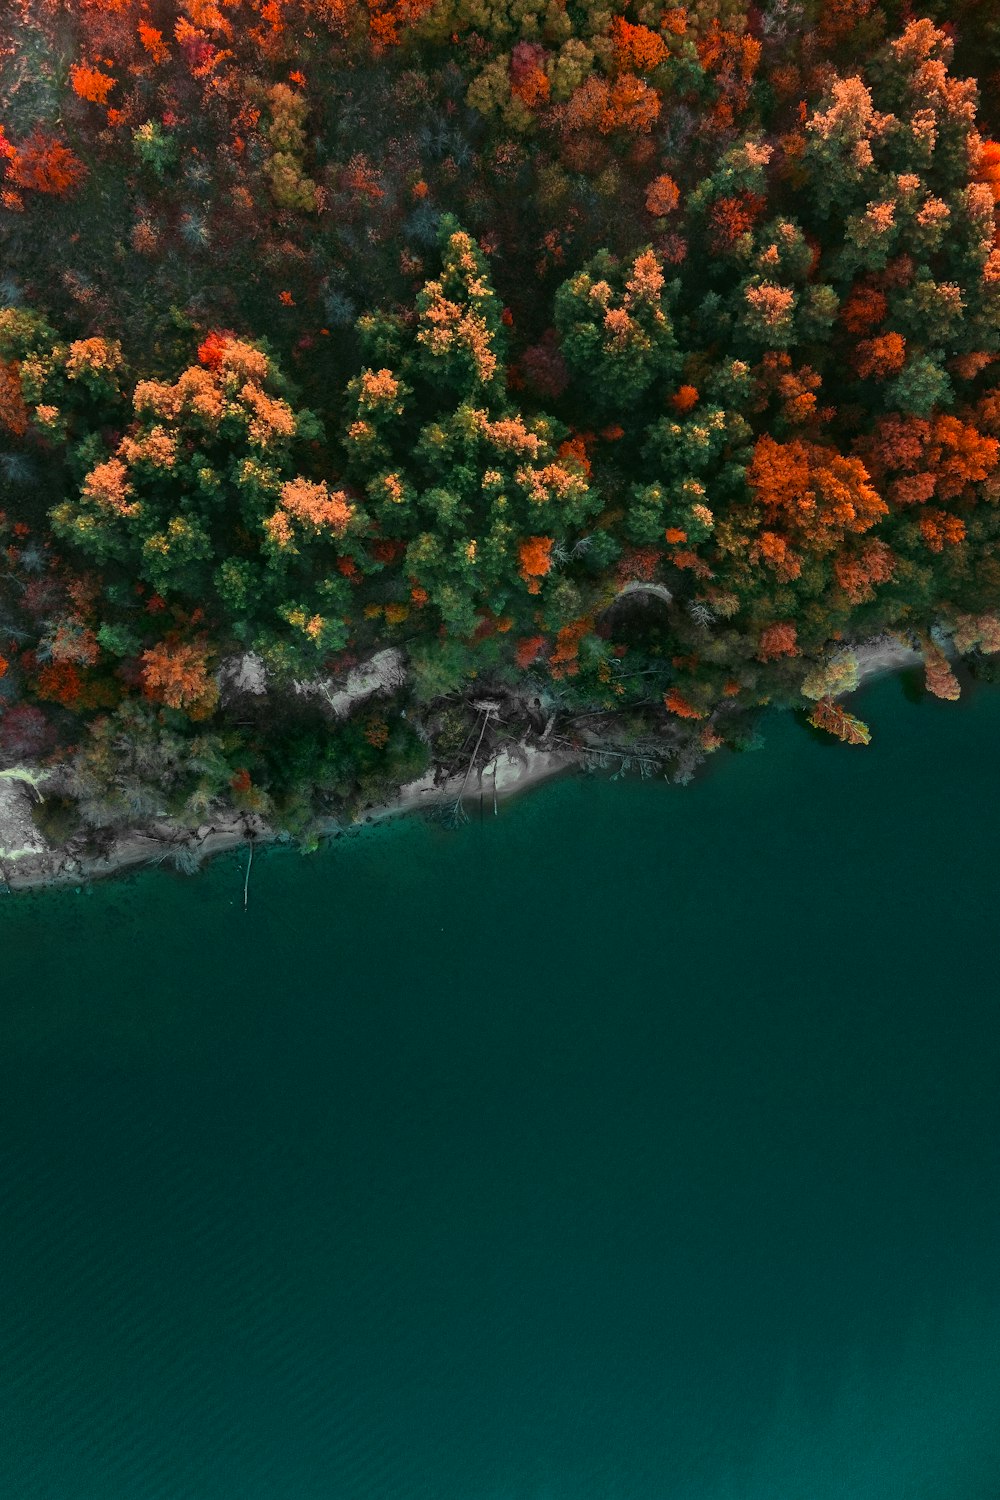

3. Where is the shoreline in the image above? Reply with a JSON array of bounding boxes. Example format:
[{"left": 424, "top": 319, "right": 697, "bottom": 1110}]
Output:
[
  {"left": 850, "top": 635, "right": 924, "bottom": 683},
  {"left": 0, "top": 634, "right": 940, "bottom": 897},
  {"left": 0, "top": 741, "right": 580, "bottom": 897}
]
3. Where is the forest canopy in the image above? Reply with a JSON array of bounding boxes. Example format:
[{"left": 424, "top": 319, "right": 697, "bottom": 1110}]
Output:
[{"left": 1, "top": 0, "right": 999, "bottom": 840}]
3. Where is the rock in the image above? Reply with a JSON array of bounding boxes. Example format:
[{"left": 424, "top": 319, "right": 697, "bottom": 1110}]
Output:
[
  {"left": 614, "top": 581, "right": 674, "bottom": 606},
  {"left": 0, "top": 778, "right": 48, "bottom": 860},
  {"left": 299, "top": 648, "right": 406, "bottom": 717},
  {"left": 218, "top": 652, "right": 267, "bottom": 701}
]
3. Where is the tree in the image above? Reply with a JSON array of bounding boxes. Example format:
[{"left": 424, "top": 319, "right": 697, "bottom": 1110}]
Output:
[
  {"left": 808, "top": 697, "right": 872, "bottom": 744},
  {"left": 554, "top": 248, "right": 680, "bottom": 412},
  {"left": 757, "top": 622, "right": 799, "bottom": 661},
  {"left": 43, "top": 331, "right": 350, "bottom": 668},
  {"left": 141, "top": 639, "right": 219, "bottom": 717},
  {"left": 340, "top": 218, "right": 599, "bottom": 644},
  {"left": 413, "top": 216, "right": 507, "bottom": 395},
  {"left": 746, "top": 436, "right": 886, "bottom": 572},
  {"left": 920, "top": 636, "right": 962, "bottom": 699},
  {"left": 6, "top": 133, "right": 86, "bottom": 195},
  {"left": 801, "top": 652, "right": 860, "bottom": 700}
]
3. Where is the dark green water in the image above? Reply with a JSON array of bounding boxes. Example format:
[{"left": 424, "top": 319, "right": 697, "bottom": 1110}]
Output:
[{"left": 2, "top": 674, "right": 1000, "bottom": 1500}]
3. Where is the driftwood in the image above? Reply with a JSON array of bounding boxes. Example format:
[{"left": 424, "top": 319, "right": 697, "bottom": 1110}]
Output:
[{"left": 243, "top": 836, "right": 254, "bottom": 912}]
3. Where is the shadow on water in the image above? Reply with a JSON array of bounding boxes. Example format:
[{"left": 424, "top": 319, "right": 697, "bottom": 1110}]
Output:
[
  {"left": 898, "top": 664, "right": 927, "bottom": 703},
  {"left": 790, "top": 704, "right": 847, "bottom": 747}
]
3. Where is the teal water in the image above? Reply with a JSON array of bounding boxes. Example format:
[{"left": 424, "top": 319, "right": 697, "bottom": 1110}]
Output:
[{"left": 2, "top": 674, "right": 1000, "bottom": 1499}]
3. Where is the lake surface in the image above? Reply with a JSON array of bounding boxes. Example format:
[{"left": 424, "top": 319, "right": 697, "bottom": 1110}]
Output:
[{"left": 2, "top": 674, "right": 1000, "bottom": 1500}]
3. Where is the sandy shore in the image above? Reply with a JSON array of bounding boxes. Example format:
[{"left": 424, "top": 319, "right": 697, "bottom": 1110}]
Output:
[
  {"left": 0, "top": 631, "right": 952, "bottom": 896},
  {"left": 0, "top": 810, "right": 272, "bottom": 896},
  {"left": 0, "top": 744, "right": 578, "bottom": 895},
  {"left": 853, "top": 635, "right": 924, "bottom": 684},
  {"left": 383, "top": 743, "right": 577, "bottom": 819}
]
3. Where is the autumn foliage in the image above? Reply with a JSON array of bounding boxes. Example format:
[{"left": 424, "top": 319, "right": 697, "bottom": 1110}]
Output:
[
  {"left": 920, "top": 638, "right": 962, "bottom": 700},
  {"left": 808, "top": 698, "right": 872, "bottom": 744},
  {"left": 140, "top": 639, "right": 219, "bottom": 716},
  {"left": 5, "top": 134, "right": 86, "bottom": 194},
  {"left": 0, "top": 0, "right": 999, "bottom": 825},
  {"left": 70, "top": 63, "right": 116, "bottom": 107},
  {"left": 518, "top": 536, "right": 554, "bottom": 592}
]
